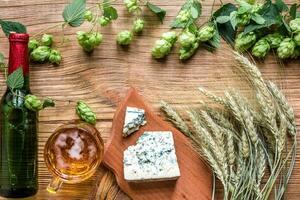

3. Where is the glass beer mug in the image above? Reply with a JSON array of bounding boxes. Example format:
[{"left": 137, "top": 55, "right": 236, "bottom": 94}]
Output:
[{"left": 44, "top": 122, "right": 104, "bottom": 193}]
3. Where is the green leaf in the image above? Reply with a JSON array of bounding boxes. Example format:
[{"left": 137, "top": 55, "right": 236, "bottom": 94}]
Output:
[
  {"left": 0, "top": 20, "right": 26, "bottom": 37},
  {"left": 289, "top": 4, "right": 298, "bottom": 19},
  {"left": 251, "top": 13, "right": 265, "bottom": 25},
  {"left": 6, "top": 67, "right": 24, "bottom": 90},
  {"left": 207, "top": 27, "right": 221, "bottom": 49},
  {"left": 43, "top": 98, "right": 55, "bottom": 108},
  {"left": 146, "top": 2, "right": 166, "bottom": 23},
  {"left": 216, "top": 16, "right": 230, "bottom": 24},
  {"left": 213, "top": 3, "right": 237, "bottom": 46},
  {"left": 244, "top": 1, "right": 281, "bottom": 34},
  {"left": 103, "top": 6, "right": 118, "bottom": 20},
  {"left": 275, "top": 0, "right": 289, "bottom": 12},
  {"left": 191, "top": 1, "right": 201, "bottom": 19},
  {"left": 63, "top": 0, "right": 86, "bottom": 27}
]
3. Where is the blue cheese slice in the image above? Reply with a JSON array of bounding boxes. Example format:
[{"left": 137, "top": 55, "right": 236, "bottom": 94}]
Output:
[
  {"left": 123, "top": 107, "right": 146, "bottom": 137},
  {"left": 123, "top": 131, "right": 180, "bottom": 182}
]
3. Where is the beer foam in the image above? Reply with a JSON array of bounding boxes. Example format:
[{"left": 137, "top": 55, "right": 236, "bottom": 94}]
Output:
[
  {"left": 67, "top": 134, "right": 84, "bottom": 160},
  {"left": 55, "top": 133, "right": 67, "bottom": 147}
]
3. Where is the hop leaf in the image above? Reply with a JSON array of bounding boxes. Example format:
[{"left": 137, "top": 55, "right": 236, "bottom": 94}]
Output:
[
  {"left": 0, "top": 20, "right": 27, "bottom": 37},
  {"left": 63, "top": 0, "right": 86, "bottom": 27},
  {"left": 116, "top": 30, "right": 133, "bottom": 45},
  {"left": 76, "top": 100, "right": 97, "bottom": 125},
  {"left": 6, "top": 67, "right": 24, "bottom": 91}
]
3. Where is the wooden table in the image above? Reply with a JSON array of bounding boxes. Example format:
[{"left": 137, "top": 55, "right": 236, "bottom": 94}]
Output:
[{"left": 0, "top": 0, "right": 299, "bottom": 199}]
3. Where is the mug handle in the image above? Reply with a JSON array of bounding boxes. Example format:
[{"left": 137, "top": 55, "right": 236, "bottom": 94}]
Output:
[{"left": 47, "top": 176, "right": 63, "bottom": 193}]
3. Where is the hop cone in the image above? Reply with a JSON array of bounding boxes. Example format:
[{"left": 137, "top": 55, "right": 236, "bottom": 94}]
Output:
[
  {"left": 116, "top": 30, "right": 133, "bottom": 45},
  {"left": 76, "top": 101, "right": 97, "bottom": 125},
  {"left": 265, "top": 33, "right": 284, "bottom": 48},
  {"left": 133, "top": 19, "right": 145, "bottom": 33},
  {"left": 49, "top": 49, "right": 62, "bottom": 65},
  {"left": 24, "top": 95, "right": 43, "bottom": 112},
  {"left": 178, "top": 31, "right": 197, "bottom": 48},
  {"left": 176, "top": 10, "right": 191, "bottom": 23},
  {"left": 235, "top": 32, "right": 256, "bottom": 52},
  {"left": 84, "top": 10, "right": 93, "bottom": 22},
  {"left": 236, "top": 12, "right": 251, "bottom": 26},
  {"left": 41, "top": 34, "right": 53, "bottom": 47},
  {"left": 76, "top": 31, "right": 103, "bottom": 52},
  {"left": 277, "top": 38, "right": 296, "bottom": 59},
  {"left": 179, "top": 42, "right": 199, "bottom": 60},
  {"left": 124, "top": 0, "right": 139, "bottom": 13},
  {"left": 289, "top": 18, "right": 300, "bottom": 33},
  {"left": 252, "top": 38, "right": 270, "bottom": 58},
  {"left": 294, "top": 32, "right": 300, "bottom": 46},
  {"left": 28, "top": 39, "right": 39, "bottom": 52},
  {"left": 30, "top": 46, "right": 51, "bottom": 62},
  {"left": 198, "top": 24, "right": 215, "bottom": 42},
  {"left": 99, "top": 16, "right": 111, "bottom": 26},
  {"left": 161, "top": 31, "right": 177, "bottom": 45},
  {"left": 151, "top": 39, "right": 172, "bottom": 59}
]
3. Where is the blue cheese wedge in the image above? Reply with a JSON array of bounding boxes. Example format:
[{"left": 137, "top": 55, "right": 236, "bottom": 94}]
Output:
[
  {"left": 123, "top": 131, "right": 180, "bottom": 182},
  {"left": 123, "top": 107, "right": 146, "bottom": 137}
]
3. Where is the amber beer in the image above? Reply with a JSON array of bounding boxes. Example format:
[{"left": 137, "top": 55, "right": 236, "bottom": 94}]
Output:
[{"left": 44, "top": 122, "right": 104, "bottom": 193}]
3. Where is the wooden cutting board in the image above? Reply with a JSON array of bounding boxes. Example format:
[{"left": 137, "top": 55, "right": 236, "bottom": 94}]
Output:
[{"left": 103, "top": 88, "right": 212, "bottom": 200}]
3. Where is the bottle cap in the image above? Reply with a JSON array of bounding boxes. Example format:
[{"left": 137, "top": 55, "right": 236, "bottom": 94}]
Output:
[{"left": 9, "top": 33, "right": 29, "bottom": 42}]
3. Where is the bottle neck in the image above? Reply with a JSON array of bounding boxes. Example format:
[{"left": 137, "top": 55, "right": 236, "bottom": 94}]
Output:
[{"left": 8, "top": 33, "right": 30, "bottom": 90}]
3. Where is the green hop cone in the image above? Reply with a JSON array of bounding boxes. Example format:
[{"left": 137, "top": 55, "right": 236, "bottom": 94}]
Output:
[
  {"left": 265, "top": 33, "right": 284, "bottom": 48},
  {"left": 236, "top": 12, "right": 251, "bottom": 26},
  {"left": 76, "top": 100, "right": 97, "bottom": 125},
  {"left": 24, "top": 95, "right": 43, "bottom": 112},
  {"left": 178, "top": 31, "right": 197, "bottom": 48},
  {"left": 179, "top": 42, "right": 199, "bottom": 60},
  {"left": 98, "top": 16, "right": 111, "bottom": 26},
  {"left": 251, "top": 38, "right": 270, "bottom": 58},
  {"left": 289, "top": 18, "right": 300, "bottom": 33},
  {"left": 161, "top": 31, "right": 177, "bottom": 45},
  {"left": 132, "top": 19, "right": 145, "bottom": 33},
  {"left": 293, "top": 32, "right": 300, "bottom": 46},
  {"left": 28, "top": 39, "right": 39, "bottom": 52},
  {"left": 76, "top": 31, "right": 103, "bottom": 52},
  {"left": 49, "top": 49, "right": 62, "bottom": 65},
  {"left": 235, "top": 32, "right": 256, "bottom": 52},
  {"left": 176, "top": 10, "right": 191, "bottom": 23},
  {"left": 124, "top": 0, "right": 139, "bottom": 13},
  {"left": 151, "top": 39, "right": 172, "bottom": 59},
  {"left": 116, "top": 30, "right": 133, "bottom": 45},
  {"left": 198, "top": 24, "right": 216, "bottom": 42},
  {"left": 41, "top": 34, "right": 53, "bottom": 47},
  {"left": 277, "top": 38, "right": 296, "bottom": 59},
  {"left": 30, "top": 46, "right": 51, "bottom": 62},
  {"left": 84, "top": 10, "right": 93, "bottom": 22},
  {"left": 89, "top": 32, "right": 103, "bottom": 46}
]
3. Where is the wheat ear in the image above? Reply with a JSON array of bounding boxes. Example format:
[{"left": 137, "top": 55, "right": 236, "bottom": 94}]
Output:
[
  {"left": 198, "top": 87, "right": 227, "bottom": 106},
  {"left": 266, "top": 81, "right": 296, "bottom": 137},
  {"left": 160, "top": 100, "right": 191, "bottom": 137}
]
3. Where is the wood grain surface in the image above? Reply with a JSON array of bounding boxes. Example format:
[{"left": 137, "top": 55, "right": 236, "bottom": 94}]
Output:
[
  {"left": 103, "top": 88, "right": 212, "bottom": 200},
  {"left": 0, "top": 0, "right": 299, "bottom": 199}
]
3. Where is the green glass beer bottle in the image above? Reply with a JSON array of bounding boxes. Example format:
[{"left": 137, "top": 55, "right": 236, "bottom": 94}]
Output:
[{"left": 0, "top": 33, "right": 38, "bottom": 197}]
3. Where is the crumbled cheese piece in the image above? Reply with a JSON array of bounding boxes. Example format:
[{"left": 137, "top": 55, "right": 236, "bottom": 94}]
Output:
[{"left": 123, "top": 107, "right": 146, "bottom": 137}]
